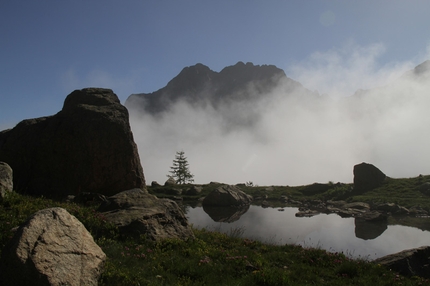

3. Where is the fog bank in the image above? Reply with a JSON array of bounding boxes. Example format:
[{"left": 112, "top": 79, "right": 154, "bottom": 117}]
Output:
[{"left": 129, "top": 51, "right": 430, "bottom": 186}]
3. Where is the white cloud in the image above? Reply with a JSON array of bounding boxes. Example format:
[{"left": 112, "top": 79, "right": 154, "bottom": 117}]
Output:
[
  {"left": 287, "top": 41, "right": 415, "bottom": 97},
  {"left": 129, "top": 43, "right": 430, "bottom": 186}
]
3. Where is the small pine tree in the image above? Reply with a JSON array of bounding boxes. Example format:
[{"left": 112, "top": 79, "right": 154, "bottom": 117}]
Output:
[{"left": 168, "top": 151, "right": 194, "bottom": 184}]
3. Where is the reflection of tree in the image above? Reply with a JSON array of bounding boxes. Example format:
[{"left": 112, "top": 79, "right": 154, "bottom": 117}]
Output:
[
  {"left": 354, "top": 218, "right": 388, "bottom": 240},
  {"left": 203, "top": 205, "right": 250, "bottom": 223}
]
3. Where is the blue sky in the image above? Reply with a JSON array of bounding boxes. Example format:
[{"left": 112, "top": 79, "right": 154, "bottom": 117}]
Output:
[{"left": 1, "top": 0, "right": 430, "bottom": 130}]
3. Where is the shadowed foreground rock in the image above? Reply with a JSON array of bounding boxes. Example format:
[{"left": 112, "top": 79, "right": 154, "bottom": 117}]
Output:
[
  {"left": 374, "top": 246, "right": 430, "bottom": 278},
  {"left": 202, "top": 185, "right": 253, "bottom": 207},
  {"left": 0, "top": 161, "right": 13, "bottom": 198},
  {"left": 0, "top": 207, "right": 106, "bottom": 286},
  {"left": 0, "top": 88, "right": 145, "bottom": 197},
  {"left": 98, "top": 188, "right": 195, "bottom": 240}
]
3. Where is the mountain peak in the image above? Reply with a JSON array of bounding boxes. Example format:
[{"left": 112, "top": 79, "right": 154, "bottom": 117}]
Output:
[
  {"left": 126, "top": 62, "right": 293, "bottom": 115},
  {"left": 413, "top": 60, "right": 430, "bottom": 76}
]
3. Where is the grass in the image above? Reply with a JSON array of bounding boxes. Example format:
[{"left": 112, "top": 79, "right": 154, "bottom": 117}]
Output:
[{"left": 1, "top": 192, "right": 430, "bottom": 285}]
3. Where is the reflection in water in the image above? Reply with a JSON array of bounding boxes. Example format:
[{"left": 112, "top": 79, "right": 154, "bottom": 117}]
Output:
[
  {"left": 203, "top": 205, "right": 249, "bottom": 223},
  {"left": 186, "top": 205, "right": 430, "bottom": 260},
  {"left": 354, "top": 219, "right": 388, "bottom": 240}
]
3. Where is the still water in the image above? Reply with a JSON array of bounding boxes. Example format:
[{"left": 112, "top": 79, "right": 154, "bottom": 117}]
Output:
[{"left": 185, "top": 205, "right": 430, "bottom": 260}]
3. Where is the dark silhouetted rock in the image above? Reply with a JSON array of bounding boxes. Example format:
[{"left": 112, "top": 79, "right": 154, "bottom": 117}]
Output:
[
  {"left": 0, "top": 88, "right": 145, "bottom": 197},
  {"left": 0, "top": 162, "right": 13, "bottom": 198},
  {"left": 151, "top": 181, "right": 161, "bottom": 187},
  {"left": 98, "top": 188, "right": 194, "bottom": 241},
  {"left": 202, "top": 185, "right": 253, "bottom": 207},
  {"left": 300, "top": 183, "right": 331, "bottom": 196},
  {"left": 0, "top": 207, "right": 106, "bottom": 286},
  {"left": 374, "top": 246, "right": 430, "bottom": 278},
  {"left": 353, "top": 162, "right": 386, "bottom": 192}
]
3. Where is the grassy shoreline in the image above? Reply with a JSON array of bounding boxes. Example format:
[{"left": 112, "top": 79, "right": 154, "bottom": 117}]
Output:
[{"left": 1, "top": 174, "right": 430, "bottom": 285}]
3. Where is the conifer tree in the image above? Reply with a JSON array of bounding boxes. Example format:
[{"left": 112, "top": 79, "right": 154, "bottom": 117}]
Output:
[{"left": 168, "top": 151, "right": 194, "bottom": 184}]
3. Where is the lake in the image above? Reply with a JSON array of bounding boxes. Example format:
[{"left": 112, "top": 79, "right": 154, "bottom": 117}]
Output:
[{"left": 185, "top": 205, "right": 430, "bottom": 260}]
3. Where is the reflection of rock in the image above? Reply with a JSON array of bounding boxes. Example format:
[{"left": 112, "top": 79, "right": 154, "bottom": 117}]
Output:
[
  {"left": 295, "top": 209, "right": 320, "bottom": 217},
  {"left": 354, "top": 217, "right": 388, "bottom": 240},
  {"left": 374, "top": 246, "right": 430, "bottom": 278},
  {"left": 203, "top": 205, "right": 250, "bottom": 223}
]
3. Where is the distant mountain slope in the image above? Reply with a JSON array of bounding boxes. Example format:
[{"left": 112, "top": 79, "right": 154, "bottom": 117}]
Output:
[{"left": 126, "top": 61, "right": 316, "bottom": 115}]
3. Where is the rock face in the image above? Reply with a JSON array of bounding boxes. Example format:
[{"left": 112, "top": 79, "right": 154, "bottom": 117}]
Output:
[
  {"left": 0, "top": 207, "right": 106, "bottom": 286},
  {"left": 374, "top": 246, "right": 430, "bottom": 278},
  {"left": 353, "top": 162, "right": 386, "bottom": 192},
  {"left": 0, "top": 161, "right": 13, "bottom": 198},
  {"left": 98, "top": 189, "right": 194, "bottom": 241},
  {"left": 202, "top": 185, "right": 253, "bottom": 207},
  {"left": 0, "top": 88, "right": 145, "bottom": 197},
  {"left": 126, "top": 62, "right": 317, "bottom": 130},
  {"left": 127, "top": 62, "right": 289, "bottom": 113}
]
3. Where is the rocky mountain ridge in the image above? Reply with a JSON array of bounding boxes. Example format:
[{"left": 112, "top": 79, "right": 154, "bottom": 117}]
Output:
[{"left": 126, "top": 61, "right": 317, "bottom": 115}]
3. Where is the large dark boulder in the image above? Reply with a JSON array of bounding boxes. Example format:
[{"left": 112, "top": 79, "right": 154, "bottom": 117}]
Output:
[
  {"left": 0, "top": 88, "right": 145, "bottom": 197},
  {"left": 98, "top": 188, "right": 195, "bottom": 241},
  {"left": 353, "top": 162, "right": 386, "bottom": 192},
  {"left": 0, "top": 208, "right": 106, "bottom": 286},
  {"left": 202, "top": 185, "right": 253, "bottom": 207},
  {"left": 374, "top": 246, "right": 430, "bottom": 278}
]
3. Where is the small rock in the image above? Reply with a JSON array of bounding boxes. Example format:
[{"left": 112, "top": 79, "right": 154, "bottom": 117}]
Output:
[
  {"left": 165, "top": 177, "right": 177, "bottom": 186},
  {"left": 151, "top": 181, "right": 161, "bottom": 187}
]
